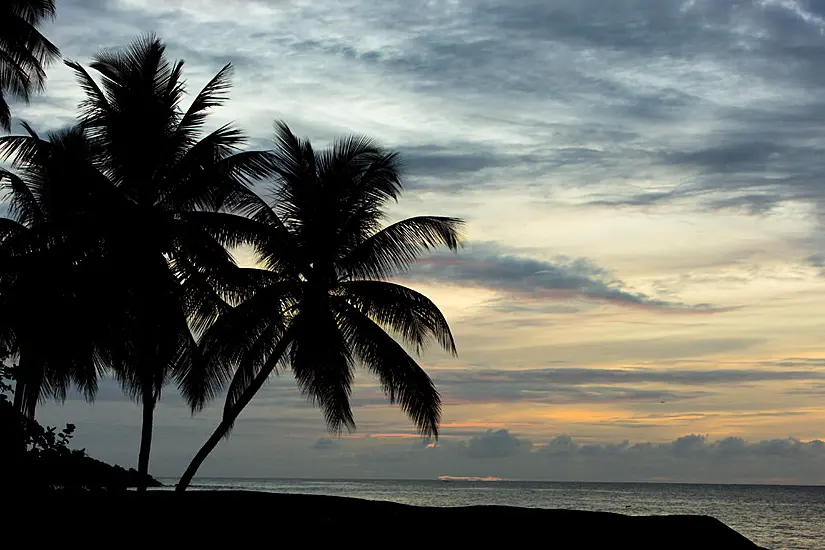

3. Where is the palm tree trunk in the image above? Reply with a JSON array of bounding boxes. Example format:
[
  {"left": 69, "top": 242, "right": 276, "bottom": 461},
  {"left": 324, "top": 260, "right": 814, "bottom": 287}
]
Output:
[
  {"left": 137, "top": 386, "right": 155, "bottom": 492},
  {"left": 176, "top": 336, "right": 292, "bottom": 492},
  {"left": 12, "top": 379, "right": 24, "bottom": 412},
  {"left": 176, "top": 417, "right": 231, "bottom": 491},
  {"left": 176, "top": 370, "right": 270, "bottom": 492},
  {"left": 12, "top": 354, "right": 37, "bottom": 419},
  {"left": 13, "top": 379, "right": 39, "bottom": 419}
]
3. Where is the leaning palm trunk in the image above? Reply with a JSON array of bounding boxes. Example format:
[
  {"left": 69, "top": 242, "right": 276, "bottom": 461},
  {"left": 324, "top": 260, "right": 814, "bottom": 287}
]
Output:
[
  {"left": 175, "top": 420, "right": 228, "bottom": 492},
  {"left": 176, "top": 337, "right": 291, "bottom": 491},
  {"left": 137, "top": 385, "right": 155, "bottom": 492}
]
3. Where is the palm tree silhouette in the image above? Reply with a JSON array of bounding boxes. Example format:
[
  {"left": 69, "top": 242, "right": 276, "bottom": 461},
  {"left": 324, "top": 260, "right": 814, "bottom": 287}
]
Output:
[
  {"left": 1, "top": 33, "right": 274, "bottom": 489},
  {"left": 0, "top": 125, "right": 120, "bottom": 417},
  {"left": 176, "top": 122, "right": 463, "bottom": 490},
  {"left": 0, "top": 0, "right": 61, "bottom": 131},
  {"left": 63, "top": 33, "right": 276, "bottom": 490}
]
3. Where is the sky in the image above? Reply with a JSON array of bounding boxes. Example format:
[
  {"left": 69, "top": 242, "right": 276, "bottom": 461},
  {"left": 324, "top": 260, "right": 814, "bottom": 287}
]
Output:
[{"left": 12, "top": 0, "right": 825, "bottom": 484}]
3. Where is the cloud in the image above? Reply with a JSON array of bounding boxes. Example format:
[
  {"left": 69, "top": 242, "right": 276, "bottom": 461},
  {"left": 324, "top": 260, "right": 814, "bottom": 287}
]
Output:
[
  {"left": 407, "top": 242, "right": 730, "bottom": 313},
  {"left": 431, "top": 365, "right": 822, "bottom": 406},
  {"left": 540, "top": 434, "right": 580, "bottom": 456},
  {"left": 437, "top": 366, "right": 825, "bottom": 388},
  {"left": 534, "top": 433, "right": 825, "bottom": 463},
  {"left": 20, "top": 0, "right": 823, "bottom": 212},
  {"left": 529, "top": 0, "right": 825, "bottom": 214},
  {"left": 465, "top": 429, "right": 530, "bottom": 458},
  {"left": 12, "top": 0, "right": 825, "bottom": 487},
  {"left": 398, "top": 144, "right": 518, "bottom": 179},
  {"left": 323, "top": 430, "right": 825, "bottom": 484},
  {"left": 804, "top": 253, "right": 825, "bottom": 276}
]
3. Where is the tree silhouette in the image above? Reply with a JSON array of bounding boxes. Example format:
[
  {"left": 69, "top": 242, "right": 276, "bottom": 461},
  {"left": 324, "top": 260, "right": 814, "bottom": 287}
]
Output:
[
  {"left": 1, "top": 33, "right": 274, "bottom": 490},
  {"left": 0, "top": 125, "right": 120, "bottom": 418},
  {"left": 0, "top": 0, "right": 61, "bottom": 131},
  {"left": 176, "top": 122, "right": 463, "bottom": 490},
  {"left": 62, "top": 33, "right": 275, "bottom": 490}
]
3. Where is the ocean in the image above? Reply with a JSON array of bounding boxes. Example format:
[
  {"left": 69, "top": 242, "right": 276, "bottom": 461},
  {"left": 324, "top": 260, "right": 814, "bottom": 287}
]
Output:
[{"left": 161, "top": 478, "right": 824, "bottom": 550}]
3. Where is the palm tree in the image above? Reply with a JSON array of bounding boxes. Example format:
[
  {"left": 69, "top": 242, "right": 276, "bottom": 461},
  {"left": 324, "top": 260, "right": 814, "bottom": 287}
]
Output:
[
  {"left": 0, "top": 0, "right": 61, "bottom": 131},
  {"left": 175, "top": 122, "right": 463, "bottom": 490},
  {"left": 63, "top": 33, "right": 276, "bottom": 490},
  {"left": 0, "top": 33, "right": 274, "bottom": 489},
  {"left": 0, "top": 124, "right": 119, "bottom": 418}
]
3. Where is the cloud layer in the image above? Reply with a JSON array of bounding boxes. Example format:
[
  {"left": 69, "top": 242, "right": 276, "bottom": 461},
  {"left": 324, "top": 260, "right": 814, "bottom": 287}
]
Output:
[
  {"left": 407, "top": 242, "right": 731, "bottom": 312},
  {"left": 8, "top": 0, "right": 825, "bottom": 483}
]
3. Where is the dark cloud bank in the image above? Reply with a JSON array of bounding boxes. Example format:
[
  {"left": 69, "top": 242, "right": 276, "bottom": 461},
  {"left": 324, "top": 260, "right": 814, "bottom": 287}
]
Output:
[
  {"left": 443, "top": 429, "right": 825, "bottom": 484},
  {"left": 405, "top": 242, "right": 730, "bottom": 313},
  {"left": 432, "top": 364, "right": 823, "bottom": 406}
]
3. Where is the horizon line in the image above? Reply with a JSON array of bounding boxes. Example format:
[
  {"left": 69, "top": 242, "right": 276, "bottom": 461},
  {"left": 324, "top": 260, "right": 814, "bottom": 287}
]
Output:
[{"left": 153, "top": 476, "right": 825, "bottom": 488}]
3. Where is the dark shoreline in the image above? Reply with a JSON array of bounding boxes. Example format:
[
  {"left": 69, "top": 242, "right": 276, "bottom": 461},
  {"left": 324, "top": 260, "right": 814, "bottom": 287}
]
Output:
[{"left": 22, "top": 491, "right": 767, "bottom": 549}]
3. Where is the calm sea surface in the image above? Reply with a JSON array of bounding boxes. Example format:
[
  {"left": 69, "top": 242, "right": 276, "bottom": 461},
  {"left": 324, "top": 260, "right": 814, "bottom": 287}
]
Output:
[{"left": 160, "top": 478, "right": 824, "bottom": 550}]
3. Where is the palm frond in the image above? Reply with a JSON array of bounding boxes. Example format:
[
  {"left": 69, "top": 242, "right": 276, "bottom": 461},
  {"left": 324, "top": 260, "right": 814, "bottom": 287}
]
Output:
[
  {"left": 167, "top": 149, "right": 276, "bottom": 214},
  {"left": 335, "top": 299, "right": 441, "bottom": 438},
  {"left": 177, "top": 210, "right": 271, "bottom": 251},
  {"left": 167, "top": 252, "right": 232, "bottom": 335},
  {"left": 156, "top": 123, "right": 247, "bottom": 211},
  {"left": 1, "top": 1, "right": 60, "bottom": 106},
  {"left": 269, "top": 121, "right": 317, "bottom": 233},
  {"left": 9, "top": 0, "right": 57, "bottom": 22},
  {"left": 289, "top": 305, "right": 356, "bottom": 434},
  {"left": 0, "top": 166, "right": 43, "bottom": 227},
  {"left": 89, "top": 33, "right": 168, "bottom": 104},
  {"left": 219, "top": 179, "right": 280, "bottom": 225},
  {"left": 0, "top": 89, "right": 9, "bottom": 132},
  {"left": 64, "top": 59, "right": 110, "bottom": 132},
  {"left": 0, "top": 216, "right": 26, "bottom": 241},
  {"left": 175, "top": 63, "right": 233, "bottom": 145},
  {"left": 339, "top": 216, "right": 464, "bottom": 280},
  {"left": 179, "top": 280, "right": 295, "bottom": 412},
  {"left": 339, "top": 280, "right": 456, "bottom": 355},
  {"left": 1, "top": 28, "right": 59, "bottom": 83},
  {"left": 174, "top": 212, "right": 302, "bottom": 294},
  {"left": 216, "top": 150, "right": 277, "bottom": 191},
  {"left": 0, "top": 49, "right": 35, "bottom": 102},
  {"left": 315, "top": 133, "right": 381, "bottom": 187},
  {"left": 336, "top": 148, "right": 404, "bottom": 241},
  {"left": 0, "top": 132, "right": 44, "bottom": 166},
  {"left": 324, "top": 136, "right": 403, "bottom": 210}
]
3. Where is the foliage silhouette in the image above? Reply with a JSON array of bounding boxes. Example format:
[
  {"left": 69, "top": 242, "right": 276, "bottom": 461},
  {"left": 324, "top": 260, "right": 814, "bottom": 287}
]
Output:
[
  {"left": 1, "top": 33, "right": 275, "bottom": 489},
  {"left": 0, "top": 0, "right": 61, "bottom": 131},
  {"left": 0, "top": 125, "right": 120, "bottom": 418},
  {"left": 0, "top": 31, "right": 463, "bottom": 488},
  {"left": 176, "top": 122, "right": 463, "bottom": 490},
  {"left": 0, "top": 356, "right": 160, "bottom": 491}
]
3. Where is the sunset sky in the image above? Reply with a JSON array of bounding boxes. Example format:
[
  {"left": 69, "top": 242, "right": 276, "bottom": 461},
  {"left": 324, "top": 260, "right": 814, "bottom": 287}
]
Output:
[{"left": 20, "top": 0, "right": 825, "bottom": 484}]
